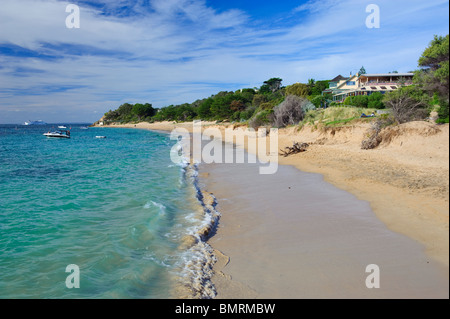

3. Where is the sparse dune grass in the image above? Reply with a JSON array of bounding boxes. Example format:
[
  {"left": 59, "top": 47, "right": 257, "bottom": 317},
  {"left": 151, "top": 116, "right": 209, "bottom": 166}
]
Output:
[{"left": 299, "top": 106, "right": 379, "bottom": 129}]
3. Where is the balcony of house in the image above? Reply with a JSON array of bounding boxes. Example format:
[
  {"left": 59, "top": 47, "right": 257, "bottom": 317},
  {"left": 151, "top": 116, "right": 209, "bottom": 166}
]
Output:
[
  {"left": 360, "top": 81, "right": 413, "bottom": 89},
  {"left": 359, "top": 73, "right": 414, "bottom": 88}
]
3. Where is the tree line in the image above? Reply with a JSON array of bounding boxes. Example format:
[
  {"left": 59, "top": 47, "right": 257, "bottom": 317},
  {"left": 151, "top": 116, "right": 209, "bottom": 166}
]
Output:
[
  {"left": 102, "top": 77, "right": 332, "bottom": 126},
  {"left": 103, "top": 34, "right": 449, "bottom": 127}
]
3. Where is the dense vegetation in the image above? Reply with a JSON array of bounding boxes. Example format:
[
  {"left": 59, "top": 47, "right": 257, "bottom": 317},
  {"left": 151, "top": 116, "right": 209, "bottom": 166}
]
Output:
[
  {"left": 103, "top": 103, "right": 156, "bottom": 123},
  {"left": 103, "top": 34, "right": 449, "bottom": 127},
  {"left": 383, "top": 34, "right": 449, "bottom": 124},
  {"left": 103, "top": 77, "right": 330, "bottom": 127},
  {"left": 342, "top": 92, "right": 385, "bottom": 109}
]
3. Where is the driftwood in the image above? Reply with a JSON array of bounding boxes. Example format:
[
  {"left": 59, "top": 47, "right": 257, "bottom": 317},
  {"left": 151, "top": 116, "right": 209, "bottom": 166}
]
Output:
[{"left": 279, "top": 142, "right": 309, "bottom": 157}]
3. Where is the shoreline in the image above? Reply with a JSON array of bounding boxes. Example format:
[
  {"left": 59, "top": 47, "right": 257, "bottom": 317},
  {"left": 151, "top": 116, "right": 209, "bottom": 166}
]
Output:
[
  {"left": 97, "top": 121, "right": 449, "bottom": 297},
  {"left": 201, "top": 151, "right": 448, "bottom": 298}
]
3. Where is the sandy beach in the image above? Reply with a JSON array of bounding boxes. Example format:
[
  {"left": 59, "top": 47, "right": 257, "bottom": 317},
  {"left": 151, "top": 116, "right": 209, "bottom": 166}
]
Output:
[{"left": 98, "top": 120, "right": 449, "bottom": 298}]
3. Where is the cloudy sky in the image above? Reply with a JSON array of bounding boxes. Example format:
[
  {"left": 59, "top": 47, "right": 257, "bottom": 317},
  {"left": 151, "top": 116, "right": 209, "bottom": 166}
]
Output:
[{"left": 0, "top": 0, "right": 449, "bottom": 124}]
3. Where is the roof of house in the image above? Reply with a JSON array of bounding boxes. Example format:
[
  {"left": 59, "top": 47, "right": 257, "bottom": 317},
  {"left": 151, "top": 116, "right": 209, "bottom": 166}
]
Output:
[
  {"left": 336, "top": 74, "right": 359, "bottom": 89},
  {"left": 360, "top": 73, "right": 414, "bottom": 77},
  {"left": 330, "top": 75, "right": 348, "bottom": 82}
]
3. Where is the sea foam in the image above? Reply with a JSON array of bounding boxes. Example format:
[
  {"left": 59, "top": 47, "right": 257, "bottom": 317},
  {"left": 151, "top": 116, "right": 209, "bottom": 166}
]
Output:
[{"left": 173, "top": 162, "right": 221, "bottom": 299}]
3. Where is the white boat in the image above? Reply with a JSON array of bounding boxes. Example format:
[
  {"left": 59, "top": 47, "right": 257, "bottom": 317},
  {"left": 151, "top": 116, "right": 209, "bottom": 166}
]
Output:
[
  {"left": 58, "top": 125, "right": 67, "bottom": 129},
  {"left": 96, "top": 136, "right": 107, "bottom": 139},
  {"left": 43, "top": 130, "right": 71, "bottom": 139},
  {"left": 24, "top": 120, "right": 47, "bottom": 126}
]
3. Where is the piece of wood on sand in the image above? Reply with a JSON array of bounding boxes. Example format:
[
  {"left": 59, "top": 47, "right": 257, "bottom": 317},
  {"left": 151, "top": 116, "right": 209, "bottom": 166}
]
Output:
[{"left": 279, "top": 142, "right": 309, "bottom": 157}]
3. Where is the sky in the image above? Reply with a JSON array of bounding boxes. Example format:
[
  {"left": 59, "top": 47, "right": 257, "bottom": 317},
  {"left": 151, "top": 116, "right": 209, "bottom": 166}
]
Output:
[{"left": 0, "top": 0, "right": 449, "bottom": 124}]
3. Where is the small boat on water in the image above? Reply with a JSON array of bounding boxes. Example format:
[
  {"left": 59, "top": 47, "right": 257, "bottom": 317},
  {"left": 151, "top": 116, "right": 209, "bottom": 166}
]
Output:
[
  {"left": 58, "top": 125, "right": 67, "bottom": 129},
  {"left": 24, "top": 120, "right": 47, "bottom": 126},
  {"left": 95, "top": 136, "right": 107, "bottom": 139},
  {"left": 43, "top": 130, "right": 71, "bottom": 139}
]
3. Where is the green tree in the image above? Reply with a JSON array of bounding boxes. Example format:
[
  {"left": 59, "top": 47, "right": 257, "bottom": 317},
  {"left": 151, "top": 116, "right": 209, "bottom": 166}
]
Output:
[
  {"left": 173, "top": 104, "right": 196, "bottom": 122},
  {"left": 415, "top": 34, "right": 449, "bottom": 120},
  {"left": 263, "top": 78, "right": 283, "bottom": 93},
  {"left": 197, "top": 98, "right": 214, "bottom": 119},
  {"left": 230, "top": 100, "right": 246, "bottom": 112},
  {"left": 252, "top": 94, "right": 267, "bottom": 108},
  {"left": 359, "top": 66, "right": 367, "bottom": 75},
  {"left": 240, "top": 107, "right": 256, "bottom": 121},
  {"left": 210, "top": 93, "right": 240, "bottom": 119},
  {"left": 368, "top": 92, "right": 385, "bottom": 109},
  {"left": 238, "top": 88, "right": 257, "bottom": 103},
  {"left": 133, "top": 103, "right": 155, "bottom": 121},
  {"left": 310, "top": 80, "right": 330, "bottom": 96},
  {"left": 285, "top": 83, "right": 310, "bottom": 97},
  {"left": 116, "top": 103, "right": 133, "bottom": 121}
]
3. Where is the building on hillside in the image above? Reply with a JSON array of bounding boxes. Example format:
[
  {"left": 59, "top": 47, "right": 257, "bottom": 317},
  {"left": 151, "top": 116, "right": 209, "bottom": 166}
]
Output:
[
  {"left": 325, "top": 73, "right": 414, "bottom": 102},
  {"left": 322, "top": 75, "right": 348, "bottom": 97}
]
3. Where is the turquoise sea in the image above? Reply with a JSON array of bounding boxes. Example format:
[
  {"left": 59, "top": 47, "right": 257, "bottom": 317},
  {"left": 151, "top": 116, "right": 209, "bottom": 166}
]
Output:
[{"left": 0, "top": 124, "right": 212, "bottom": 299}]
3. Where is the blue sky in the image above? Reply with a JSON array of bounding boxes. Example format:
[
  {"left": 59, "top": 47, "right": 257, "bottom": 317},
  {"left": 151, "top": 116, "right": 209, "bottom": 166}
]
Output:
[{"left": 0, "top": 0, "right": 449, "bottom": 124}]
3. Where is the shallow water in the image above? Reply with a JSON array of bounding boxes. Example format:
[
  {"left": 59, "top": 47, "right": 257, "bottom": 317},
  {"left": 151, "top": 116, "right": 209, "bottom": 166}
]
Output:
[{"left": 0, "top": 125, "right": 209, "bottom": 298}]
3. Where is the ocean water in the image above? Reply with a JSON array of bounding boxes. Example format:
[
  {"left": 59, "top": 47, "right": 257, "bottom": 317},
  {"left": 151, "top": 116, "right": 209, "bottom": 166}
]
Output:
[{"left": 0, "top": 124, "right": 214, "bottom": 299}]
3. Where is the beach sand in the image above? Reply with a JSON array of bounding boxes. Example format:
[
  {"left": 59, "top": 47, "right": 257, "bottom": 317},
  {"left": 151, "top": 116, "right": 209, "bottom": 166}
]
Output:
[
  {"left": 98, "top": 120, "right": 449, "bottom": 298},
  {"left": 202, "top": 148, "right": 448, "bottom": 298}
]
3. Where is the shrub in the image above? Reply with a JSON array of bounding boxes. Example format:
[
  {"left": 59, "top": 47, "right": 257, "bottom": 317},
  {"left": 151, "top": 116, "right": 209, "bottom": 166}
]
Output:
[
  {"left": 310, "top": 95, "right": 327, "bottom": 108},
  {"left": 260, "top": 100, "right": 278, "bottom": 110},
  {"left": 231, "top": 111, "right": 241, "bottom": 121},
  {"left": 240, "top": 107, "right": 256, "bottom": 121},
  {"left": 353, "top": 95, "right": 369, "bottom": 108},
  {"left": 368, "top": 92, "right": 385, "bottom": 109},
  {"left": 272, "top": 95, "right": 308, "bottom": 128},
  {"left": 368, "top": 100, "right": 384, "bottom": 109},
  {"left": 343, "top": 97, "right": 352, "bottom": 106},
  {"left": 248, "top": 110, "right": 273, "bottom": 129},
  {"left": 252, "top": 94, "right": 267, "bottom": 108},
  {"left": 361, "top": 117, "right": 395, "bottom": 150},
  {"left": 285, "top": 83, "right": 310, "bottom": 97},
  {"left": 383, "top": 86, "right": 430, "bottom": 124},
  {"left": 437, "top": 99, "right": 449, "bottom": 123}
]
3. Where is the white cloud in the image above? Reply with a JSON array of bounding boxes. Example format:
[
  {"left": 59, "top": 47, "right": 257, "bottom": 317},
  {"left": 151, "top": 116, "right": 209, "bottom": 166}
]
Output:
[{"left": 0, "top": 0, "right": 448, "bottom": 123}]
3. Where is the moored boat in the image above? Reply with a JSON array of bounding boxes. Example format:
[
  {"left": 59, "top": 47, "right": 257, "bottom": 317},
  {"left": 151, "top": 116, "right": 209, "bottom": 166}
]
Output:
[{"left": 43, "top": 130, "right": 71, "bottom": 139}]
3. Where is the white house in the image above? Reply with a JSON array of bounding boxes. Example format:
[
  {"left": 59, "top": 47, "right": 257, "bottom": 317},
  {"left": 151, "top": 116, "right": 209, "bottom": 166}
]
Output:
[{"left": 325, "top": 73, "right": 414, "bottom": 102}]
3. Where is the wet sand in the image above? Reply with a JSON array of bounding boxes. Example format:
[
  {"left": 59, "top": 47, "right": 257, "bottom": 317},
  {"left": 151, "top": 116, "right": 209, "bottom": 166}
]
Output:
[{"left": 200, "top": 141, "right": 449, "bottom": 298}]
